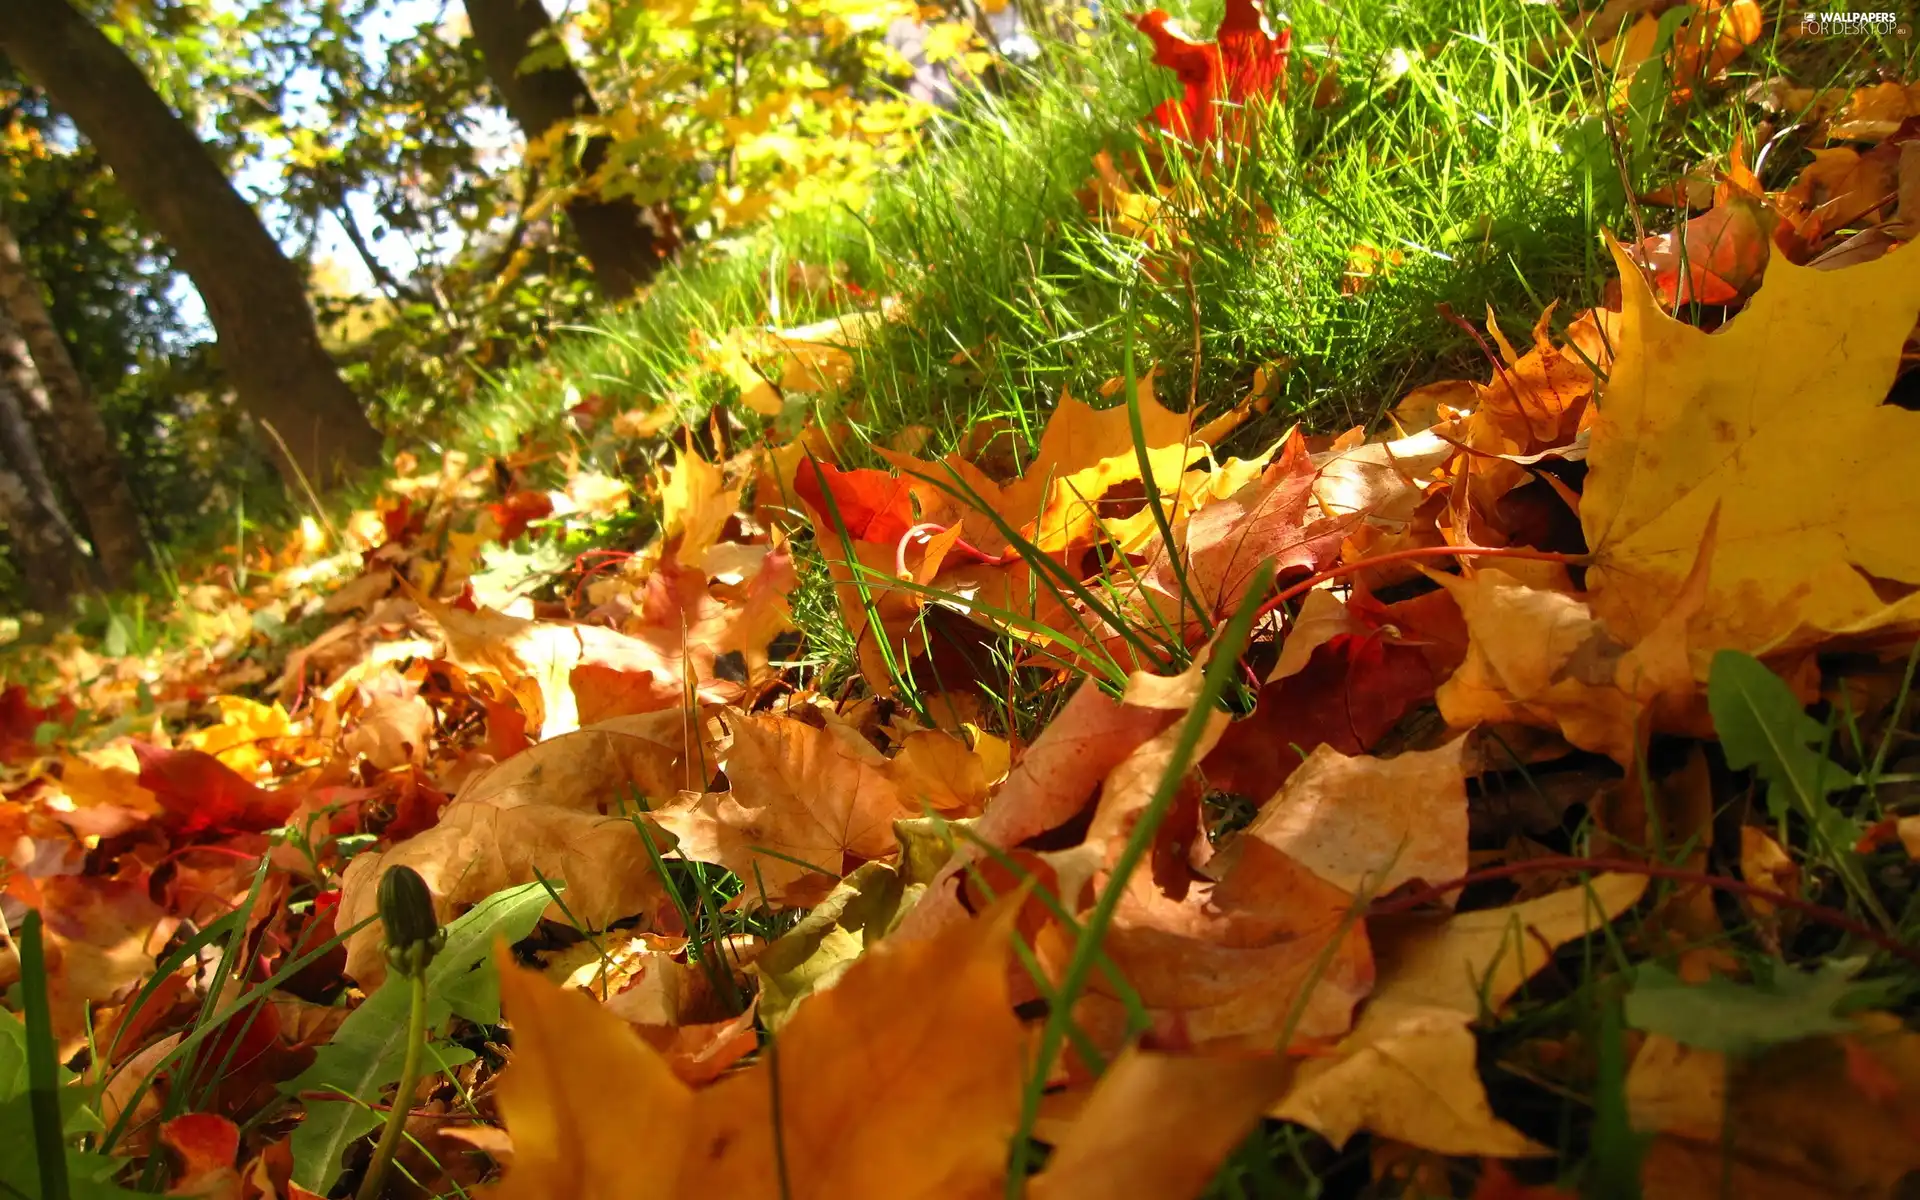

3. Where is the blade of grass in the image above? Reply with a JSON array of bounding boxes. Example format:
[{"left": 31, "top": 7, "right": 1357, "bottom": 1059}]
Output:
[
  {"left": 19, "top": 913, "right": 72, "bottom": 1200},
  {"left": 101, "top": 914, "right": 378, "bottom": 1153},
  {"left": 803, "top": 453, "right": 935, "bottom": 722},
  {"left": 1005, "top": 556, "right": 1273, "bottom": 1192},
  {"left": 1120, "top": 298, "right": 1212, "bottom": 638}
]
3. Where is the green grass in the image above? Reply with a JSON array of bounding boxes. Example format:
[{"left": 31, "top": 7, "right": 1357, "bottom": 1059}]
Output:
[
  {"left": 400, "top": 0, "right": 1914, "bottom": 712},
  {"left": 459, "top": 0, "right": 1639, "bottom": 464},
  {"left": 422, "top": 0, "right": 1707, "bottom": 708}
]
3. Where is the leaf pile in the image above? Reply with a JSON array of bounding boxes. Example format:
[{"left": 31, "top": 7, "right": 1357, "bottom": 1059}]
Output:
[{"left": 5, "top": 8, "right": 1920, "bottom": 1199}]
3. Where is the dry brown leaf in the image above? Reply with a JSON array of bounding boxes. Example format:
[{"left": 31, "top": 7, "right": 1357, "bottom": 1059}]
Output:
[
  {"left": 655, "top": 710, "right": 919, "bottom": 906},
  {"left": 1172, "top": 429, "right": 1358, "bottom": 622},
  {"left": 892, "top": 680, "right": 1176, "bottom": 943},
  {"left": 337, "top": 713, "right": 691, "bottom": 984},
  {"left": 1078, "top": 838, "right": 1374, "bottom": 1053},
  {"left": 1272, "top": 1005, "right": 1547, "bottom": 1156},
  {"left": 1270, "top": 875, "right": 1648, "bottom": 1154},
  {"left": 1310, "top": 428, "right": 1455, "bottom": 529},
  {"left": 1432, "top": 536, "right": 1713, "bottom": 765},
  {"left": 0, "top": 876, "right": 176, "bottom": 1054},
  {"left": 341, "top": 692, "right": 434, "bottom": 772},
  {"left": 1630, "top": 1014, "right": 1920, "bottom": 1198},
  {"left": 1241, "top": 736, "right": 1469, "bottom": 901},
  {"left": 1363, "top": 873, "right": 1648, "bottom": 1016}
]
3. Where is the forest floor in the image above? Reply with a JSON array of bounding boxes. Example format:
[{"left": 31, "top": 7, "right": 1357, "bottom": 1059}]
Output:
[{"left": 5, "top": 2, "right": 1920, "bottom": 1198}]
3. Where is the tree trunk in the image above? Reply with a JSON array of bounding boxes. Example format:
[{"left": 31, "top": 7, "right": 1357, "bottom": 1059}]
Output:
[
  {"left": 464, "top": 0, "right": 662, "bottom": 298},
  {"left": 0, "top": 219, "right": 148, "bottom": 588},
  {"left": 0, "top": 375, "right": 94, "bottom": 611},
  {"left": 0, "top": 0, "right": 384, "bottom": 488}
]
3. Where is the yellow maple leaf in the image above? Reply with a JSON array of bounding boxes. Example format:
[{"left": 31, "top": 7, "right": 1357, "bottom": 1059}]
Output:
[
  {"left": 1582, "top": 235, "right": 1920, "bottom": 656},
  {"left": 490, "top": 902, "right": 1025, "bottom": 1200},
  {"left": 178, "top": 696, "right": 295, "bottom": 781},
  {"left": 658, "top": 445, "right": 741, "bottom": 568},
  {"left": 996, "top": 372, "right": 1250, "bottom": 552}
]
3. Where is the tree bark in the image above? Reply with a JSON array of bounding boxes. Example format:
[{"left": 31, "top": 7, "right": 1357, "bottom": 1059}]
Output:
[
  {"left": 463, "top": 0, "right": 662, "bottom": 298},
  {"left": 0, "top": 375, "right": 94, "bottom": 610},
  {"left": 0, "top": 219, "right": 147, "bottom": 588},
  {"left": 0, "top": 0, "right": 384, "bottom": 487}
]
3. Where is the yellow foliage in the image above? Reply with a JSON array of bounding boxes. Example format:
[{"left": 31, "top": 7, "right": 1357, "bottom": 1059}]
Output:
[
  {"left": 1583, "top": 236, "right": 1920, "bottom": 656},
  {"left": 569, "top": 0, "right": 935, "bottom": 231}
]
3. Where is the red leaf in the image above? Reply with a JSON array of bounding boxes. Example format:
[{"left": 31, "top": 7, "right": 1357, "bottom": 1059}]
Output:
[
  {"left": 1135, "top": 0, "right": 1291, "bottom": 145},
  {"left": 375, "top": 770, "right": 450, "bottom": 841},
  {"left": 131, "top": 742, "right": 298, "bottom": 837},
  {"left": 480, "top": 694, "right": 531, "bottom": 760},
  {"left": 793, "top": 459, "right": 919, "bottom": 545},
  {"left": 1627, "top": 194, "right": 1773, "bottom": 308},
  {"left": 160, "top": 1113, "right": 241, "bottom": 1188},
  {"left": 1471, "top": 1161, "right": 1578, "bottom": 1200},
  {"left": 0, "top": 684, "right": 69, "bottom": 762},
  {"left": 380, "top": 498, "right": 424, "bottom": 547},
  {"left": 282, "top": 898, "right": 349, "bottom": 1002},
  {"left": 185, "top": 993, "right": 283, "bottom": 1079},
  {"left": 488, "top": 489, "right": 555, "bottom": 541},
  {"left": 1204, "top": 631, "right": 1437, "bottom": 797},
  {"left": 1179, "top": 432, "right": 1356, "bottom": 619}
]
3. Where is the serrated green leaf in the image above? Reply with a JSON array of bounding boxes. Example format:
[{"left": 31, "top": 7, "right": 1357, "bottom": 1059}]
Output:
[
  {"left": 287, "top": 881, "right": 553, "bottom": 1194},
  {"left": 1707, "top": 649, "right": 1862, "bottom": 868},
  {"left": 1624, "top": 958, "right": 1876, "bottom": 1055}
]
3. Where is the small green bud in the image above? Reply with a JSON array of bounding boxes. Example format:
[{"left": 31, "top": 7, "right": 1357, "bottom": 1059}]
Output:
[{"left": 378, "top": 866, "right": 444, "bottom": 978}]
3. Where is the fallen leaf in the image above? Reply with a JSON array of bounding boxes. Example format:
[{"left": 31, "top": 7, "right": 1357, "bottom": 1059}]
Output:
[
  {"left": 1432, "top": 544, "right": 1712, "bottom": 765},
  {"left": 161, "top": 1113, "right": 242, "bottom": 1200},
  {"left": 1362, "top": 873, "right": 1649, "bottom": 1016},
  {"left": 1271, "top": 875, "right": 1648, "bottom": 1153},
  {"left": 655, "top": 710, "right": 919, "bottom": 905},
  {"left": 793, "top": 459, "right": 921, "bottom": 547},
  {"left": 0, "top": 683, "right": 72, "bottom": 762},
  {"left": 1630, "top": 1013, "right": 1920, "bottom": 1198},
  {"left": 132, "top": 742, "right": 299, "bottom": 837},
  {"left": 486, "top": 490, "right": 554, "bottom": 542},
  {"left": 1029, "top": 1048, "right": 1296, "bottom": 1200},
  {"left": 1240, "top": 736, "right": 1469, "bottom": 900},
  {"left": 992, "top": 374, "right": 1249, "bottom": 553},
  {"left": 335, "top": 714, "right": 687, "bottom": 984},
  {"left": 0, "top": 875, "right": 175, "bottom": 1053},
  {"left": 1739, "top": 824, "right": 1799, "bottom": 920},
  {"left": 1625, "top": 192, "right": 1773, "bottom": 306},
  {"left": 491, "top": 902, "right": 1026, "bottom": 1199},
  {"left": 658, "top": 446, "right": 741, "bottom": 568},
  {"left": 1133, "top": 0, "right": 1292, "bottom": 146},
  {"left": 1583, "top": 235, "right": 1920, "bottom": 654},
  {"left": 1082, "top": 837, "right": 1374, "bottom": 1052},
  {"left": 1173, "top": 429, "right": 1358, "bottom": 622},
  {"left": 1204, "top": 627, "right": 1438, "bottom": 795},
  {"left": 892, "top": 679, "right": 1176, "bottom": 943},
  {"left": 341, "top": 692, "right": 434, "bottom": 772},
  {"left": 884, "top": 727, "right": 997, "bottom": 816},
  {"left": 1272, "top": 1004, "right": 1548, "bottom": 1156},
  {"left": 1827, "top": 80, "right": 1920, "bottom": 143}
]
